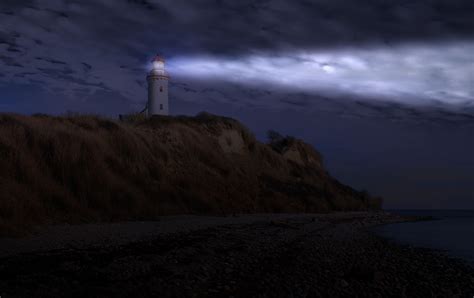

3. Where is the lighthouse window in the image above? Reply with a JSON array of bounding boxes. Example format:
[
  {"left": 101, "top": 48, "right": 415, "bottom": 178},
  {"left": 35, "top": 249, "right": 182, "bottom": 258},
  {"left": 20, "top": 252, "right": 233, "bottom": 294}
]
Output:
[
  {"left": 160, "top": 86, "right": 163, "bottom": 92},
  {"left": 160, "top": 104, "right": 163, "bottom": 110}
]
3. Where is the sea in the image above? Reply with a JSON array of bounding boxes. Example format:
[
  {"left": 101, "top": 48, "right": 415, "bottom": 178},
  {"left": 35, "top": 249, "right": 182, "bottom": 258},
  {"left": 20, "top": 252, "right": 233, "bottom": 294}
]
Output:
[{"left": 373, "top": 210, "right": 474, "bottom": 267}]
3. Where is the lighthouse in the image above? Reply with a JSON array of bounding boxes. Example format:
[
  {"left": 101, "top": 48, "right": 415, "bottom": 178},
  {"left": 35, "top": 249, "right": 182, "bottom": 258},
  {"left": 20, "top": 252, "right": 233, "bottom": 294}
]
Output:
[{"left": 147, "top": 55, "right": 169, "bottom": 116}]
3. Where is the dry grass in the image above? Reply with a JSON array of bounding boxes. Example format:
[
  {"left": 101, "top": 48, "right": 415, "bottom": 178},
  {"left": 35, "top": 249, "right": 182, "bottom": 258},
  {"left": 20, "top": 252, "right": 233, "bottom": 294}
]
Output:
[{"left": 0, "top": 113, "right": 381, "bottom": 236}]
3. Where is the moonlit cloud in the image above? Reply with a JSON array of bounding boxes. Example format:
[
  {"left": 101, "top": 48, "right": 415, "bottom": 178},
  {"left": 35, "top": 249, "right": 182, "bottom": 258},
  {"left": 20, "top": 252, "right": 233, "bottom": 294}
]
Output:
[{"left": 170, "top": 42, "right": 474, "bottom": 106}]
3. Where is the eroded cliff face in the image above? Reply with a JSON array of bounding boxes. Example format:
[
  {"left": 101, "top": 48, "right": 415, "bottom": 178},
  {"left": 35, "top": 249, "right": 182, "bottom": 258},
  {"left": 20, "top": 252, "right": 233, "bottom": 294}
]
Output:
[{"left": 0, "top": 112, "right": 381, "bottom": 235}]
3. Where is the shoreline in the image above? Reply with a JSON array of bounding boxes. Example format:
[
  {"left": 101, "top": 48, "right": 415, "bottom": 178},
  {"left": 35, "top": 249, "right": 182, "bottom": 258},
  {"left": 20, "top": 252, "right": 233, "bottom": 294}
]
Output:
[
  {"left": 371, "top": 211, "right": 474, "bottom": 270},
  {"left": 1, "top": 212, "right": 473, "bottom": 297},
  {"left": 0, "top": 212, "right": 402, "bottom": 258},
  {"left": 371, "top": 230, "right": 473, "bottom": 269}
]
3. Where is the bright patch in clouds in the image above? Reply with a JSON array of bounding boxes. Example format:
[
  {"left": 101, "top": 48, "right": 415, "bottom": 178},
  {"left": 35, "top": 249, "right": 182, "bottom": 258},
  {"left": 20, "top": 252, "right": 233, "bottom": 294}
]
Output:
[
  {"left": 321, "top": 64, "right": 336, "bottom": 74},
  {"left": 170, "top": 42, "right": 474, "bottom": 105}
]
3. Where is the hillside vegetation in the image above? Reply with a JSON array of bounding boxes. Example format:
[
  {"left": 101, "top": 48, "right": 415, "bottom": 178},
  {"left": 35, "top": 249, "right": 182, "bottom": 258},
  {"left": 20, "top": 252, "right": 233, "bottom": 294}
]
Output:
[{"left": 0, "top": 112, "right": 381, "bottom": 235}]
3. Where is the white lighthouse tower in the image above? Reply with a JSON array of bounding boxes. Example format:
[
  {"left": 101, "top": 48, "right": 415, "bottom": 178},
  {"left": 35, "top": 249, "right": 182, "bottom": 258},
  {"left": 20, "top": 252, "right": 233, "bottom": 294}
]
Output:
[{"left": 147, "top": 55, "right": 169, "bottom": 116}]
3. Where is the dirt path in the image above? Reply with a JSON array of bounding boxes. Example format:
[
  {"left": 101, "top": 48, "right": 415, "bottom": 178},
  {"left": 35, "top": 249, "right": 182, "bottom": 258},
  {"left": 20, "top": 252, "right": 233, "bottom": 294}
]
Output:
[{"left": 0, "top": 213, "right": 473, "bottom": 297}]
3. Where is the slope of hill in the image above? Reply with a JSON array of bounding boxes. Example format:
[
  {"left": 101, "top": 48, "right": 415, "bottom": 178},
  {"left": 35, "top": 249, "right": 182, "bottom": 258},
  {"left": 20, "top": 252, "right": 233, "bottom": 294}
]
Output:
[{"left": 0, "top": 112, "right": 381, "bottom": 235}]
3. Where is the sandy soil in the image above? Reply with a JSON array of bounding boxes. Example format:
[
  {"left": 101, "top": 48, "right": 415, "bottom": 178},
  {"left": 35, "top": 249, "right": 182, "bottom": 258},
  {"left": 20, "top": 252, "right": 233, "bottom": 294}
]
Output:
[{"left": 0, "top": 212, "right": 473, "bottom": 297}]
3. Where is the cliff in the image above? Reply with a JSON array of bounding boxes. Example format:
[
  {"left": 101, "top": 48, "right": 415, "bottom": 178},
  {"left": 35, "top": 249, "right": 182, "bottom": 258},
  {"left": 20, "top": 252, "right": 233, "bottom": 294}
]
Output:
[{"left": 0, "top": 112, "right": 381, "bottom": 235}]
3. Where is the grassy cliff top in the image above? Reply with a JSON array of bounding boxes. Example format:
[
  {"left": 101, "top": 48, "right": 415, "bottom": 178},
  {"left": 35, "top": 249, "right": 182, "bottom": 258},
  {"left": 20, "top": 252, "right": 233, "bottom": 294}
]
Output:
[{"left": 0, "top": 113, "right": 381, "bottom": 236}]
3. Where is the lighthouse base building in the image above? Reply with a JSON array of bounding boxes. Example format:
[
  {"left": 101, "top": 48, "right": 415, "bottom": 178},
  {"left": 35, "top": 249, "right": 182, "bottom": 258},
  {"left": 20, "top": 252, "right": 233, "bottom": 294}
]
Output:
[{"left": 147, "top": 56, "right": 169, "bottom": 116}]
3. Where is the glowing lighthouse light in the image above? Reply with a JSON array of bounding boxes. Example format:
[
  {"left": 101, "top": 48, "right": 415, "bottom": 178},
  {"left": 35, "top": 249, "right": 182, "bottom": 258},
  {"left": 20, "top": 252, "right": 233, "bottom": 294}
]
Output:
[
  {"left": 152, "top": 60, "right": 165, "bottom": 73},
  {"left": 147, "top": 55, "right": 169, "bottom": 116}
]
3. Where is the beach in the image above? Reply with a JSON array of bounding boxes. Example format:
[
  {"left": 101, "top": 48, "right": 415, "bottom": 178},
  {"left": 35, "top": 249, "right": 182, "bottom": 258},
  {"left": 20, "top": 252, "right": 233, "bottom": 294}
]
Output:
[{"left": 0, "top": 212, "right": 473, "bottom": 297}]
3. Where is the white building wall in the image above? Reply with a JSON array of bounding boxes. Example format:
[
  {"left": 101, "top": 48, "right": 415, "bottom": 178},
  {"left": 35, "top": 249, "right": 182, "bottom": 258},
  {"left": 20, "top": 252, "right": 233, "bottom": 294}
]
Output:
[{"left": 147, "top": 75, "right": 169, "bottom": 116}]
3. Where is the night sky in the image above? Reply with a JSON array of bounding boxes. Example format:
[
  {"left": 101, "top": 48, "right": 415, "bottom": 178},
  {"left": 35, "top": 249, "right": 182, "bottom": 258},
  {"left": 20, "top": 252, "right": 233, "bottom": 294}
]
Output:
[{"left": 1, "top": 0, "right": 473, "bottom": 209}]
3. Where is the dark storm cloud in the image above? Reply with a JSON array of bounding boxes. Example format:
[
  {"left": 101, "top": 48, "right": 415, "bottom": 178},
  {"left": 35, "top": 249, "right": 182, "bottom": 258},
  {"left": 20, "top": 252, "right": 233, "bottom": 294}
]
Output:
[
  {"left": 232, "top": 0, "right": 469, "bottom": 54},
  {"left": 0, "top": 55, "right": 23, "bottom": 67},
  {"left": 353, "top": 100, "right": 474, "bottom": 125},
  {"left": 0, "top": 0, "right": 35, "bottom": 11},
  {"left": 156, "top": 0, "right": 474, "bottom": 55},
  {"left": 36, "top": 57, "right": 67, "bottom": 65},
  {"left": 80, "top": 0, "right": 472, "bottom": 57}
]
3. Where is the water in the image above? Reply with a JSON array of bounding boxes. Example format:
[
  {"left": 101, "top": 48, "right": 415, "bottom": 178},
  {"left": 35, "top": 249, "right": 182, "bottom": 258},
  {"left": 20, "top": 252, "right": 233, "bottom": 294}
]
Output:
[{"left": 373, "top": 210, "right": 474, "bottom": 267}]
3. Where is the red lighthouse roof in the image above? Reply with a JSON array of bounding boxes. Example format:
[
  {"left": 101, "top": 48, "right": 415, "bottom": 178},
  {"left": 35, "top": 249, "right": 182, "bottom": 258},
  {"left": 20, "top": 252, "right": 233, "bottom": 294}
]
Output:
[{"left": 152, "top": 55, "right": 165, "bottom": 63}]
